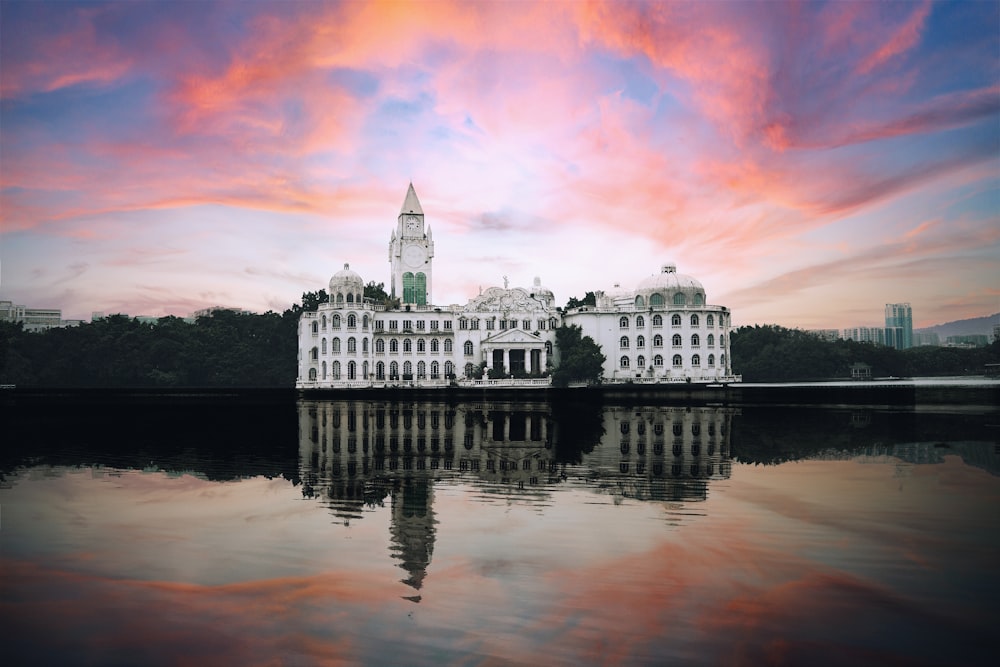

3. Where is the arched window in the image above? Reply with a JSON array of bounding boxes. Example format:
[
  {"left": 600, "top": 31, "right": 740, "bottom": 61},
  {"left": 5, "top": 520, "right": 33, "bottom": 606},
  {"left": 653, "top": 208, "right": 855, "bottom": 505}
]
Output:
[
  {"left": 708, "top": 354, "right": 715, "bottom": 367},
  {"left": 691, "top": 334, "right": 700, "bottom": 346},
  {"left": 445, "top": 361, "right": 454, "bottom": 376},
  {"left": 376, "top": 361, "right": 385, "bottom": 379},
  {"left": 636, "top": 315, "right": 644, "bottom": 327},
  {"left": 692, "top": 354, "right": 700, "bottom": 366},
  {"left": 444, "top": 339, "right": 453, "bottom": 353},
  {"left": 545, "top": 341, "right": 553, "bottom": 355},
  {"left": 403, "top": 361, "right": 413, "bottom": 376},
  {"left": 321, "top": 338, "right": 327, "bottom": 354},
  {"left": 672, "top": 334, "right": 682, "bottom": 346},
  {"left": 403, "top": 272, "right": 415, "bottom": 303},
  {"left": 321, "top": 361, "right": 327, "bottom": 379},
  {"left": 336, "top": 293, "right": 344, "bottom": 303},
  {"left": 362, "top": 361, "right": 369, "bottom": 378},
  {"left": 653, "top": 334, "right": 663, "bottom": 347},
  {"left": 415, "top": 272, "right": 427, "bottom": 305},
  {"left": 720, "top": 354, "right": 726, "bottom": 367},
  {"left": 637, "top": 355, "right": 646, "bottom": 368},
  {"left": 620, "top": 336, "right": 629, "bottom": 348},
  {"left": 673, "top": 293, "right": 686, "bottom": 305},
  {"left": 347, "top": 293, "right": 354, "bottom": 303},
  {"left": 464, "top": 341, "right": 474, "bottom": 355},
  {"left": 363, "top": 314, "right": 369, "bottom": 330},
  {"left": 348, "top": 337, "right": 356, "bottom": 353},
  {"left": 403, "top": 339, "right": 412, "bottom": 353},
  {"left": 464, "top": 362, "right": 475, "bottom": 378},
  {"left": 652, "top": 314, "right": 663, "bottom": 326},
  {"left": 417, "top": 338, "right": 426, "bottom": 353},
  {"left": 671, "top": 314, "right": 681, "bottom": 326},
  {"left": 347, "top": 313, "right": 357, "bottom": 328},
  {"left": 707, "top": 334, "right": 715, "bottom": 347},
  {"left": 654, "top": 355, "right": 664, "bottom": 367},
  {"left": 635, "top": 295, "right": 645, "bottom": 309},
  {"left": 417, "top": 361, "right": 426, "bottom": 378},
  {"left": 430, "top": 339, "right": 439, "bottom": 353},
  {"left": 672, "top": 354, "right": 683, "bottom": 367},
  {"left": 650, "top": 293, "right": 665, "bottom": 307},
  {"left": 431, "top": 361, "right": 440, "bottom": 378},
  {"left": 333, "top": 361, "right": 341, "bottom": 379},
  {"left": 332, "top": 337, "right": 341, "bottom": 353},
  {"left": 311, "top": 321, "right": 318, "bottom": 334},
  {"left": 308, "top": 368, "right": 317, "bottom": 381},
  {"left": 348, "top": 361, "right": 357, "bottom": 379},
  {"left": 332, "top": 314, "right": 341, "bottom": 329},
  {"left": 707, "top": 314, "right": 714, "bottom": 326},
  {"left": 376, "top": 339, "right": 385, "bottom": 353},
  {"left": 637, "top": 335, "right": 645, "bottom": 348},
  {"left": 390, "top": 361, "right": 399, "bottom": 379},
  {"left": 620, "top": 356, "right": 630, "bottom": 368},
  {"left": 619, "top": 316, "right": 629, "bottom": 329},
  {"left": 321, "top": 315, "right": 327, "bottom": 330},
  {"left": 693, "top": 293, "right": 704, "bottom": 306},
  {"left": 362, "top": 338, "right": 369, "bottom": 353},
  {"left": 389, "top": 339, "right": 398, "bottom": 353},
  {"left": 720, "top": 335, "right": 726, "bottom": 347},
  {"left": 690, "top": 314, "right": 699, "bottom": 326}
]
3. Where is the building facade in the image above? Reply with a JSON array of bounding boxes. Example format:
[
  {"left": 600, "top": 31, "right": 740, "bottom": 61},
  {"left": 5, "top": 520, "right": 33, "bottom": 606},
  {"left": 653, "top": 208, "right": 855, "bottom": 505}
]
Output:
[
  {"left": 296, "top": 185, "right": 738, "bottom": 389},
  {"left": 884, "top": 303, "right": 913, "bottom": 350}
]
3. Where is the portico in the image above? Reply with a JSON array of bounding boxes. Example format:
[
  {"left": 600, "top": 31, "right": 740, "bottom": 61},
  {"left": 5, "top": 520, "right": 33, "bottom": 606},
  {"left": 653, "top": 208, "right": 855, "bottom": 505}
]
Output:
[{"left": 482, "top": 329, "right": 548, "bottom": 375}]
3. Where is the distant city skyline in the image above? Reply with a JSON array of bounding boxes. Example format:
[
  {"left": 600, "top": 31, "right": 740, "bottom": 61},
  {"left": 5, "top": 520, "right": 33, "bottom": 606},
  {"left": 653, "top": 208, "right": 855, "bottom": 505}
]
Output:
[{"left": 1, "top": 1, "right": 998, "bottom": 328}]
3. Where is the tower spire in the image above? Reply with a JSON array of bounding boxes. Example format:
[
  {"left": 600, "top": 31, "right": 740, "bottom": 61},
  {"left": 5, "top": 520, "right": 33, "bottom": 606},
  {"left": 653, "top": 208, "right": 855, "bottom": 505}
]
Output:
[{"left": 400, "top": 182, "right": 424, "bottom": 215}]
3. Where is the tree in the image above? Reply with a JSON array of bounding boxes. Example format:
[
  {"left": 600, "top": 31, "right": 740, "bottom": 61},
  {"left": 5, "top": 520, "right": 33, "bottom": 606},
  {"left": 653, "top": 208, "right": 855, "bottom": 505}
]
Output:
[
  {"left": 564, "top": 292, "right": 596, "bottom": 310},
  {"left": 364, "top": 281, "right": 392, "bottom": 305},
  {"left": 551, "top": 325, "right": 605, "bottom": 387}
]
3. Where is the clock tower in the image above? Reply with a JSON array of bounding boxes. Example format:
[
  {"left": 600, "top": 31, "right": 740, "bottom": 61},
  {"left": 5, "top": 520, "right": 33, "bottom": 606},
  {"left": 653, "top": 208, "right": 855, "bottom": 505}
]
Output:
[{"left": 389, "top": 183, "right": 434, "bottom": 305}]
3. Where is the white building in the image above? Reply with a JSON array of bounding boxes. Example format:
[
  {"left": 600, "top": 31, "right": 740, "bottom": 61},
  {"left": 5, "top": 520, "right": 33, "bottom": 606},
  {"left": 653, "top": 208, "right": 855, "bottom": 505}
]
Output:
[{"left": 296, "top": 185, "right": 738, "bottom": 389}]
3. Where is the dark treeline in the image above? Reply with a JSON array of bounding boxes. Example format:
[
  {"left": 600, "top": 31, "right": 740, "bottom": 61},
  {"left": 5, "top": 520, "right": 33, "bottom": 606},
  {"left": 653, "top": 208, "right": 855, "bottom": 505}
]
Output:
[
  {"left": 732, "top": 324, "right": 1000, "bottom": 381},
  {"left": 2, "top": 307, "right": 998, "bottom": 387},
  {"left": 0, "top": 308, "right": 302, "bottom": 387}
]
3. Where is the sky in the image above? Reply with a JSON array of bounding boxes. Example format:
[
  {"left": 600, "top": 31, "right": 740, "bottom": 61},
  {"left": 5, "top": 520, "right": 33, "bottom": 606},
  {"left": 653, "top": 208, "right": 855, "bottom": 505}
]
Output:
[{"left": 1, "top": 0, "right": 998, "bottom": 329}]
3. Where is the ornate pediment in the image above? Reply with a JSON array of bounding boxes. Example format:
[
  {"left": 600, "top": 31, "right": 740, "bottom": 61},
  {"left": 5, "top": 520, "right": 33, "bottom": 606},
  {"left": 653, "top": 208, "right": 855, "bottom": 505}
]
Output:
[
  {"left": 483, "top": 328, "right": 543, "bottom": 345},
  {"left": 464, "top": 287, "right": 544, "bottom": 314}
]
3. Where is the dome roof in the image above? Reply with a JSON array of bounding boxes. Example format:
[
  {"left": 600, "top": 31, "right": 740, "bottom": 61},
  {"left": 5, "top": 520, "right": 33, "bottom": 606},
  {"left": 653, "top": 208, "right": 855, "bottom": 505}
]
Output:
[
  {"left": 635, "top": 264, "right": 705, "bottom": 303},
  {"left": 329, "top": 263, "right": 363, "bottom": 293},
  {"left": 530, "top": 276, "right": 554, "bottom": 304}
]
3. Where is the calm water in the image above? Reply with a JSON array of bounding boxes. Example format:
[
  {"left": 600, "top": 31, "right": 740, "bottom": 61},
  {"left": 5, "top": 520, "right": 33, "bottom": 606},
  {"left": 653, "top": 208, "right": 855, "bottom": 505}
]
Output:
[{"left": 1, "top": 396, "right": 998, "bottom": 666}]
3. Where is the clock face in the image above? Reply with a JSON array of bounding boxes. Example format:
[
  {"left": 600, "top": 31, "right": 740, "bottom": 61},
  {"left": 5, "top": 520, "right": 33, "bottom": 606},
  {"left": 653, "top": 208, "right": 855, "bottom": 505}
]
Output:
[
  {"left": 405, "top": 215, "right": 420, "bottom": 231},
  {"left": 403, "top": 245, "right": 426, "bottom": 267}
]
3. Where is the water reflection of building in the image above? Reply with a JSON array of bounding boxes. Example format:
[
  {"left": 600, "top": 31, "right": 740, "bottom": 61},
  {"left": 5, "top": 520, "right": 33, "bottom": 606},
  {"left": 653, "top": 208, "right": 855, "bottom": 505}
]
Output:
[
  {"left": 582, "top": 406, "right": 735, "bottom": 503},
  {"left": 297, "top": 401, "right": 735, "bottom": 598}
]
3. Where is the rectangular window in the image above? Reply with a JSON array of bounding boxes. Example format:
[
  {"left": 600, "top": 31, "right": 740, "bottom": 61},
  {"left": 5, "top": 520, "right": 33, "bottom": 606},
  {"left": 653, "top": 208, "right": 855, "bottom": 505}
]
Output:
[
  {"left": 522, "top": 320, "right": 531, "bottom": 330},
  {"left": 430, "top": 321, "right": 439, "bottom": 331},
  {"left": 499, "top": 320, "right": 507, "bottom": 330},
  {"left": 459, "top": 319, "right": 468, "bottom": 330},
  {"left": 416, "top": 320, "right": 425, "bottom": 330},
  {"left": 538, "top": 320, "right": 546, "bottom": 330},
  {"left": 444, "top": 321, "right": 453, "bottom": 330},
  {"left": 486, "top": 320, "right": 495, "bottom": 330},
  {"left": 470, "top": 320, "right": 479, "bottom": 330},
  {"left": 389, "top": 320, "right": 398, "bottom": 330},
  {"left": 374, "top": 320, "right": 384, "bottom": 331},
  {"left": 403, "top": 320, "right": 413, "bottom": 330}
]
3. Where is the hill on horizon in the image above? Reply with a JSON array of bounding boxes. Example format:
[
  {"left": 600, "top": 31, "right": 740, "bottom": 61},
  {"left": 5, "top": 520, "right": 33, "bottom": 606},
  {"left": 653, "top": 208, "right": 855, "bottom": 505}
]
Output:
[{"left": 916, "top": 312, "right": 999, "bottom": 339}]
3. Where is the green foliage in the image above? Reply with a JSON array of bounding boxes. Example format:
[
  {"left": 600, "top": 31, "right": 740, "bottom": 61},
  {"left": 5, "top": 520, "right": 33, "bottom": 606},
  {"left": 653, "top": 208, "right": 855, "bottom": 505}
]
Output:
[
  {"left": 0, "top": 294, "right": 328, "bottom": 387},
  {"left": 364, "top": 281, "right": 392, "bottom": 306},
  {"left": 731, "top": 325, "right": 1000, "bottom": 382},
  {"left": 564, "top": 292, "right": 596, "bottom": 310},
  {"left": 551, "top": 325, "right": 605, "bottom": 387},
  {"left": 487, "top": 363, "right": 507, "bottom": 379}
]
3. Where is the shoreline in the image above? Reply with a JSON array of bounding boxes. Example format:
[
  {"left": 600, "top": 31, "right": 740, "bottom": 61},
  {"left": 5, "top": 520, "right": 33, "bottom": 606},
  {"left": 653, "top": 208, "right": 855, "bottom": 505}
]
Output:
[{"left": 4, "top": 377, "right": 998, "bottom": 407}]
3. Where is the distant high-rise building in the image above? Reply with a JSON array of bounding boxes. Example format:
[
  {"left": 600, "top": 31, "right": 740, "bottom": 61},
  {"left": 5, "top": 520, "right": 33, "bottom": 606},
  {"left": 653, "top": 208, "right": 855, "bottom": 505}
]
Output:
[{"left": 884, "top": 303, "right": 913, "bottom": 350}]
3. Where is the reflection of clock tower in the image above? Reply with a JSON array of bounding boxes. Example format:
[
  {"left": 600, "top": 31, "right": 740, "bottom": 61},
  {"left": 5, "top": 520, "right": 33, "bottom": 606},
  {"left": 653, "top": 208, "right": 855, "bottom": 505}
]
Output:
[{"left": 389, "top": 183, "right": 434, "bottom": 305}]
